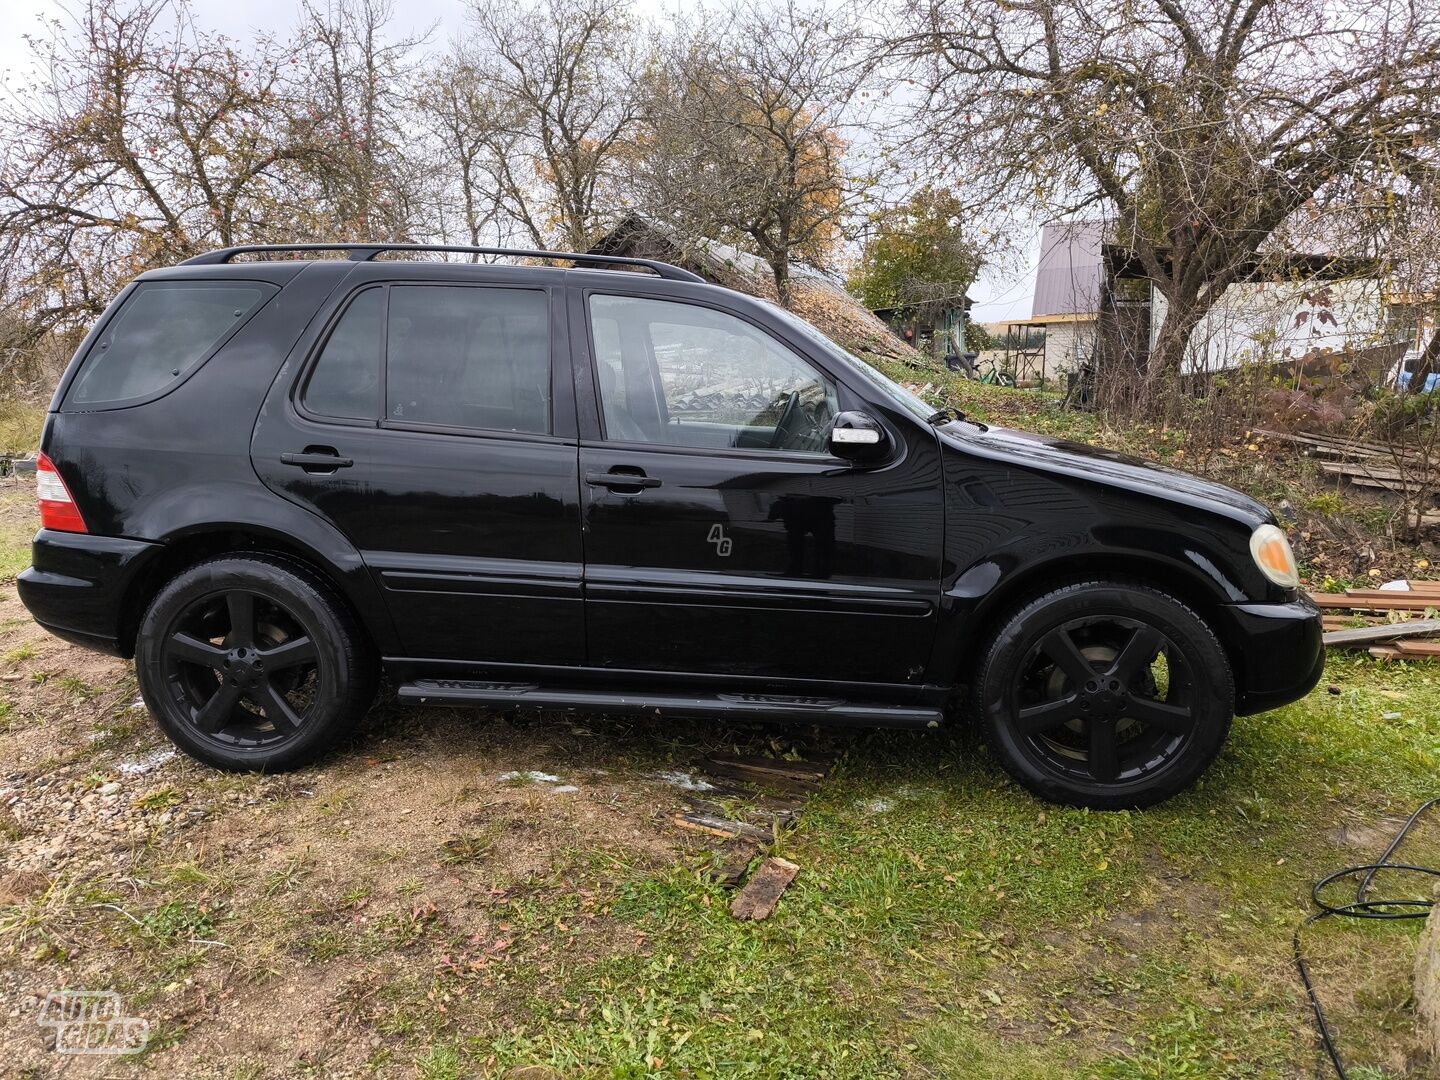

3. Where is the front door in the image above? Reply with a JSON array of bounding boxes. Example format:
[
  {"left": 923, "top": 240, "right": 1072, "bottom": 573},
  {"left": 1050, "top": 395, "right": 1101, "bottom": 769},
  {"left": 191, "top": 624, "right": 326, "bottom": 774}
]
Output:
[
  {"left": 574, "top": 288, "right": 944, "bottom": 686},
  {"left": 252, "top": 269, "right": 584, "bottom": 666}
]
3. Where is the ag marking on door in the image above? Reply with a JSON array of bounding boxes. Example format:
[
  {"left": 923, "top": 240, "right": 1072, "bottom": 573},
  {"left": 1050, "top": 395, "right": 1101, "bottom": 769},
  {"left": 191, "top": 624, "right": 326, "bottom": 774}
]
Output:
[{"left": 707, "top": 524, "right": 733, "bottom": 557}]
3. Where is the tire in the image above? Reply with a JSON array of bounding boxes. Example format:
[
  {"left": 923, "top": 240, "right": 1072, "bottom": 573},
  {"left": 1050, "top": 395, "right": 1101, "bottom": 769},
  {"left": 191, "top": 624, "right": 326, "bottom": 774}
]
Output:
[
  {"left": 135, "top": 554, "right": 377, "bottom": 771},
  {"left": 974, "top": 580, "right": 1233, "bottom": 809}
]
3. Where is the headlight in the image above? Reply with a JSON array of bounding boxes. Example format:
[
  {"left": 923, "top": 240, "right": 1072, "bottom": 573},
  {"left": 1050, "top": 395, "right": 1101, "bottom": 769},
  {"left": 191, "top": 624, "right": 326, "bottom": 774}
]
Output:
[{"left": 1250, "top": 523, "right": 1299, "bottom": 589}]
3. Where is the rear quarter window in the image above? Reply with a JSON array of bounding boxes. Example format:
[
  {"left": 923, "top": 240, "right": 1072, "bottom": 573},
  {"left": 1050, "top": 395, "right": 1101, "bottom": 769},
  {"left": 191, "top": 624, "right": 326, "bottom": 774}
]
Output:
[{"left": 67, "top": 280, "right": 278, "bottom": 407}]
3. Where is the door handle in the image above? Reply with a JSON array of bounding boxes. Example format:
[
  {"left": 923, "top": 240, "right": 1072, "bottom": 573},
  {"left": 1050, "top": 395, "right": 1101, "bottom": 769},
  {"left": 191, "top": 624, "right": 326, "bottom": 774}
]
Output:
[
  {"left": 585, "top": 469, "right": 661, "bottom": 491},
  {"left": 281, "top": 449, "right": 353, "bottom": 473}
]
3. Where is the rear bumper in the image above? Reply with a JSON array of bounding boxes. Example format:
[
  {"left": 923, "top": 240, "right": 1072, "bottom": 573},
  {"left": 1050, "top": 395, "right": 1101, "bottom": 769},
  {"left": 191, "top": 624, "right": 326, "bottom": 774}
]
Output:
[
  {"left": 1219, "top": 595, "right": 1325, "bottom": 716},
  {"left": 17, "top": 530, "right": 160, "bottom": 658}
]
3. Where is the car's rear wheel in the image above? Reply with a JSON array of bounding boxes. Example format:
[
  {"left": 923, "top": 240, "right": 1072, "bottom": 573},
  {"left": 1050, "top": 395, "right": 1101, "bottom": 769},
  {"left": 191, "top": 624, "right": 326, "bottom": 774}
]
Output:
[
  {"left": 976, "top": 581, "right": 1233, "bottom": 809},
  {"left": 136, "top": 554, "right": 375, "bottom": 771}
]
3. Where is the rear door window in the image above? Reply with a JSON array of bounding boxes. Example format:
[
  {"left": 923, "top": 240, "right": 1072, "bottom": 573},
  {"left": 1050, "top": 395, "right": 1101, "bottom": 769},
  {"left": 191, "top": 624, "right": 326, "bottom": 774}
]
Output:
[
  {"left": 69, "top": 280, "right": 276, "bottom": 406},
  {"left": 385, "top": 285, "right": 550, "bottom": 435},
  {"left": 302, "top": 288, "right": 384, "bottom": 421}
]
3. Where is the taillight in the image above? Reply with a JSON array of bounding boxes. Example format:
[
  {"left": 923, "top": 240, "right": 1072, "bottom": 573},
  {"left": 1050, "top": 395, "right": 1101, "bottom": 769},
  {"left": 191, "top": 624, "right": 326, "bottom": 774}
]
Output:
[{"left": 36, "top": 452, "right": 88, "bottom": 534}]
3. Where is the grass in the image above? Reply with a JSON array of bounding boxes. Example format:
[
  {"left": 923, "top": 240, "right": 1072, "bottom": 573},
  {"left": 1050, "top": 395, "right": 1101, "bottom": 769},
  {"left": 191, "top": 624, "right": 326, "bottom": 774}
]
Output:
[
  {"left": 0, "top": 399, "right": 44, "bottom": 458},
  {"left": 455, "top": 657, "right": 1440, "bottom": 1078}
]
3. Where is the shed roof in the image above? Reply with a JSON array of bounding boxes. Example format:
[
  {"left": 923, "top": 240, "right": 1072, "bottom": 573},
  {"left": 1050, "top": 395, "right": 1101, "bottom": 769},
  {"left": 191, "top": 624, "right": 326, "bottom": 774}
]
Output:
[
  {"left": 1032, "top": 220, "right": 1106, "bottom": 319},
  {"left": 589, "top": 214, "right": 923, "bottom": 364}
]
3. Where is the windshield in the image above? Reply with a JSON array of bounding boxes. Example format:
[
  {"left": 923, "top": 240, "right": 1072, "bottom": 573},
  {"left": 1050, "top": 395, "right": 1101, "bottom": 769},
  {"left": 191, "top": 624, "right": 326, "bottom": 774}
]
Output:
[{"left": 763, "top": 301, "right": 939, "bottom": 423}]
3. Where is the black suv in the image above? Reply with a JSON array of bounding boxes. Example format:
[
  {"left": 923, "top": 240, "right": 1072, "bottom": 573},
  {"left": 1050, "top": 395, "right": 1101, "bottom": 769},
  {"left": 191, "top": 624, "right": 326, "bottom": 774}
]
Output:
[{"left": 18, "top": 243, "right": 1323, "bottom": 808}]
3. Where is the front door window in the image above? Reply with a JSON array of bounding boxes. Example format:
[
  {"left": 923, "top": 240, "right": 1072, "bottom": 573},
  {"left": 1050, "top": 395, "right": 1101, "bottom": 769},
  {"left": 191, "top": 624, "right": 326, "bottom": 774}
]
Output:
[{"left": 588, "top": 295, "right": 837, "bottom": 453}]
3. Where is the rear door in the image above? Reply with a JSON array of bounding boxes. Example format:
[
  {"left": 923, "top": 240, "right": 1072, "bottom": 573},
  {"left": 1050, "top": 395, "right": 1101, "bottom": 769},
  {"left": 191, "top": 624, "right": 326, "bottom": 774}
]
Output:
[
  {"left": 572, "top": 285, "right": 945, "bottom": 686},
  {"left": 252, "top": 264, "right": 584, "bottom": 667}
]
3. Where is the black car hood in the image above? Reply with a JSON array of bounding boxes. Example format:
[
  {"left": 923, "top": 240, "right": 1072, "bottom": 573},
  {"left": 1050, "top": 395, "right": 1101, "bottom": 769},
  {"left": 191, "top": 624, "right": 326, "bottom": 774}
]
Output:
[{"left": 942, "top": 422, "right": 1272, "bottom": 524}]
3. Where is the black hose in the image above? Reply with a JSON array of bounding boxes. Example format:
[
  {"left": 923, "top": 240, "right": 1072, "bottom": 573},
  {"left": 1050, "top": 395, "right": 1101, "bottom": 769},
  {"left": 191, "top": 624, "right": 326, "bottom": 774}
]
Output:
[{"left": 1295, "top": 798, "right": 1440, "bottom": 1078}]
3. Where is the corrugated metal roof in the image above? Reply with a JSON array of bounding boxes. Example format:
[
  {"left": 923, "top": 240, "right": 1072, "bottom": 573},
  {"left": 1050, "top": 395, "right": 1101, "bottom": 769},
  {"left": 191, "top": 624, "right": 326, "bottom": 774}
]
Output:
[{"left": 1032, "top": 220, "right": 1106, "bottom": 319}]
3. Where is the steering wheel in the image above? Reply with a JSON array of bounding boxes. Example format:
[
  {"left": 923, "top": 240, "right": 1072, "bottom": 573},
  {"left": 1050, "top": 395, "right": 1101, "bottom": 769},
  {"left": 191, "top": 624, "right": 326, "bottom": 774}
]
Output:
[{"left": 770, "top": 391, "right": 804, "bottom": 450}]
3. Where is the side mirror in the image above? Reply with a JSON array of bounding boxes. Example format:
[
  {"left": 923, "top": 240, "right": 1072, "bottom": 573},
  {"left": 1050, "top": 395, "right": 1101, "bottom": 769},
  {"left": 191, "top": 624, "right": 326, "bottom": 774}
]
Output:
[{"left": 829, "top": 411, "right": 888, "bottom": 461}]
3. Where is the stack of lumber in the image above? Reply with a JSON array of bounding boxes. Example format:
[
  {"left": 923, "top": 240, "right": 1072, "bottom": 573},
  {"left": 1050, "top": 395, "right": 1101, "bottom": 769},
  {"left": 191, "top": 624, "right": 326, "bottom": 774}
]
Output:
[
  {"left": 1313, "top": 580, "right": 1440, "bottom": 659},
  {"left": 1257, "top": 428, "right": 1440, "bottom": 507}
]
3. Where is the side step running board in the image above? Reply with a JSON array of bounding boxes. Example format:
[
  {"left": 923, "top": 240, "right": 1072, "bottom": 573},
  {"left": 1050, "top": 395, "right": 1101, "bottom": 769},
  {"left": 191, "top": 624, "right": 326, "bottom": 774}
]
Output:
[{"left": 397, "top": 680, "right": 943, "bottom": 729}]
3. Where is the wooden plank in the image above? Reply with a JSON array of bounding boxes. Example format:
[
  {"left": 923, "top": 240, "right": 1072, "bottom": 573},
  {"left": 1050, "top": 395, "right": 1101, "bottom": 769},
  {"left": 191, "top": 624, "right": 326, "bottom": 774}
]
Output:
[
  {"left": 1325, "top": 471, "right": 1428, "bottom": 495},
  {"left": 1320, "top": 462, "right": 1440, "bottom": 484},
  {"left": 1322, "top": 615, "right": 1384, "bottom": 630},
  {"left": 1342, "top": 589, "right": 1440, "bottom": 605},
  {"left": 1418, "top": 902, "right": 1440, "bottom": 1058},
  {"left": 1310, "top": 593, "right": 1435, "bottom": 611},
  {"left": 1306, "top": 444, "right": 1393, "bottom": 462},
  {"left": 703, "top": 754, "right": 828, "bottom": 785},
  {"left": 1256, "top": 428, "right": 1428, "bottom": 461},
  {"left": 730, "top": 857, "right": 799, "bottom": 921},
  {"left": 1256, "top": 431, "right": 1436, "bottom": 476},
  {"left": 1369, "top": 646, "right": 1402, "bottom": 659},
  {"left": 1394, "top": 640, "right": 1440, "bottom": 657},
  {"left": 673, "top": 813, "right": 772, "bottom": 843},
  {"left": 1323, "top": 619, "right": 1440, "bottom": 646},
  {"left": 1320, "top": 462, "right": 1422, "bottom": 482},
  {"left": 709, "top": 838, "right": 761, "bottom": 887}
]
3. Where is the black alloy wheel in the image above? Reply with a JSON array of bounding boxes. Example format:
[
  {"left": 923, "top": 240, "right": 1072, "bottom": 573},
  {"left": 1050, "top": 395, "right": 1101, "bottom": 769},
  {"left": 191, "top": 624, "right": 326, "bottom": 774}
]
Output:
[
  {"left": 977, "top": 581, "right": 1234, "bottom": 809},
  {"left": 136, "top": 554, "right": 375, "bottom": 770},
  {"left": 160, "top": 588, "right": 320, "bottom": 747}
]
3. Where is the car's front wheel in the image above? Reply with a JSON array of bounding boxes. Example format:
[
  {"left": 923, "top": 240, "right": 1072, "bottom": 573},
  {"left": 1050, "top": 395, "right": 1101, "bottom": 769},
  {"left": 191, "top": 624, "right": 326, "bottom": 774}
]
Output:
[
  {"left": 976, "top": 581, "right": 1234, "bottom": 809},
  {"left": 136, "top": 554, "right": 376, "bottom": 771}
]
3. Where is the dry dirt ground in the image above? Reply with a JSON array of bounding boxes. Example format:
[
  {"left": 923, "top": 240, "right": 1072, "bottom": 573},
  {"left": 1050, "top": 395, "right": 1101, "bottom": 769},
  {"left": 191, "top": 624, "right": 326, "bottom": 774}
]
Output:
[
  {"left": 0, "top": 596, "right": 837, "bottom": 1078},
  {"left": 0, "top": 485, "right": 832, "bottom": 1078}
]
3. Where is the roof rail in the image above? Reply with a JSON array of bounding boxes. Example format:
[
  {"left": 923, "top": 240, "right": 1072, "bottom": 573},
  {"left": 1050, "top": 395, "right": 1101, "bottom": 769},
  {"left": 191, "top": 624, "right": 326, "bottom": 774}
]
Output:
[{"left": 178, "top": 242, "right": 705, "bottom": 282}]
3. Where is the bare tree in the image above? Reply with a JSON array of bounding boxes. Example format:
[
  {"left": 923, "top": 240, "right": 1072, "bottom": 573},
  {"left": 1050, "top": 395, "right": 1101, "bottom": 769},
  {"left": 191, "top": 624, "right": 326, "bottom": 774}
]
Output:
[
  {"left": 634, "top": 0, "right": 874, "bottom": 306},
  {"left": 414, "top": 48, "right": 509, "bottom": 250},
  {"left": 460, "top": 0, "right": 643, "bottom": 251},
  {"left": 297, "top": 0, "right": 430, "bottom": 240},
  {"left": 888, "top": 0, "right": 1440, "bottom": 391},
  {"left": 0, "top": 0, "right": 317, "bottom": 335}
]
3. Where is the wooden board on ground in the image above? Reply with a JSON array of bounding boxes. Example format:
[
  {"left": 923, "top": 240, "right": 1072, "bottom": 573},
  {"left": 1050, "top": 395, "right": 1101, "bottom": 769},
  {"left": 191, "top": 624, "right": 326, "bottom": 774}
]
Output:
[
  {"left": 1342, "top": 590, "right": 1440, "bottom": 605},
  {"left": 1324, "top": 620, "right": 1440, "bottom": 647},
  {"left": 1311, "top": 593, "right": 1438, "bottom": 612},
  {"left": 730, "top": 857, "right": 799, "bottom": 921},
  {"left": 1417, "top": 902, "right": 1440, "bottom": 1059},
  {"left": 674, "top": 813, "right": 772, "bottom": 843},
  {"left": 1255, "top": 428, "right": 1432, "bottom": 464},
  {"left": 669, "top": 753, "right": 832, "bottom": 851},
  {"left": 703, "top": 754, "right": 828, "bottom": 786},
  {"left": 1318, "top": 461, "right": 1434, "bottom": 484},
  {"left": 709, "top": 837, "right": 761, "bottom": 887},
  {"left": 1322, "top": 615, "right": 1385, "bottom": 630},
  {"left": 1395, "top": 641, "right": 1440, "bottom": 657}
]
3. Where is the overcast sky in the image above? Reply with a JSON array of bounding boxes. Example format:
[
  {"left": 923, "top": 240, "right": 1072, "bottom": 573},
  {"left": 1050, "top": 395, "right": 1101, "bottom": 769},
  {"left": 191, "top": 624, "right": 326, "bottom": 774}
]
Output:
[{"left": 0, "top": 0, "right": 1039, "bottom": 323}]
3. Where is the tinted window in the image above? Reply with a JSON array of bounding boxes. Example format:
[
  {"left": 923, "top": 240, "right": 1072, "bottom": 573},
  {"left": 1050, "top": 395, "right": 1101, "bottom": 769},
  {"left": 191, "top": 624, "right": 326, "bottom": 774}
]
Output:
[
  {"left": 386, "top": 286, "right": 550, "bottom": 434},
  {"left": 304, "top": 289, "right": 383, "bottom": 420},
  {"left": 589, "top": 295, "right": 837, "bottom": 453},
  {"left": 70, "top": 281, "right": 275, "bottom": 405}
]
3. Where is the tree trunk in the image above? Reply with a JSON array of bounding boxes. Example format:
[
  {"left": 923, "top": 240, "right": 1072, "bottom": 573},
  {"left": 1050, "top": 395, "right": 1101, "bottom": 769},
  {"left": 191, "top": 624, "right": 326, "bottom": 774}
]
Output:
[
  {"left": 1145, "top": 291, "right": 1207, "bottom": 387},
  {"left": 1403, "top": 322, "right": 1440, "bottom": 395},
  {"left": 770, "top": 258, "right": 793, "bottom": 308}
]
